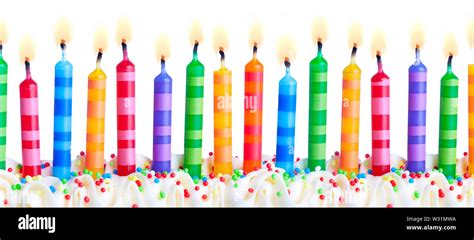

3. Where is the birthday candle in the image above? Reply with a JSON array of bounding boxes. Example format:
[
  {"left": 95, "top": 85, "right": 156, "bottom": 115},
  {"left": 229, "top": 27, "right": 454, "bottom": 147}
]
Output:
[
  {"left": 371, "top": 52, "right": 391, "bottom": 176},
  {"left": 116, "top": 41, "right": 136, "bottom": 176},
  {"left": 86, "top": 49, "right": 106, "bottom": 176},
  {"left": 0, "top": 43, "right": 7, "bottom": 170},
  {"left": 276, "top": 58, "right": 297, "bottom": 173},
  {"left": 243, "top": 44, "right": 263, "bottom": 173},
  {"left": 213, "top": 47, "right": 232, "bottom": 175},
  {"left": 153, "top": 56, "right": 172, "bottom": 173},
  {"left": 52, "top": 40, "right": 73, "bottom": 180},
  {"left": 438, "top": 53, "right": 458, "bottom": 178},
  {"left": 308, "top": 39, "right": 328, "bottom": 171},
  {"left": 407, "top": 46, "right": 427, "bottom": 173},
  {"left": 20, "top": 58, "right": 41, "bottom": 177},
  {"left": 469, "top": 63, "right": 474, "bottom": 175},
  {"left": 340, "top": 44, "right": 361, "bottom": 176},
  {"left": 184, "top": 41, "right": 204, "bottom": 178}
]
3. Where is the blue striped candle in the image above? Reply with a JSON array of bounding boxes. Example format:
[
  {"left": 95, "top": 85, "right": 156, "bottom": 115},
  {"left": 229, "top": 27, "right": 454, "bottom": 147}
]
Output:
[
  {"left": 53, "top": 41, "right": 73, "bottom": 180},
  {"left": 152, "top": 58, "right": 172, "bottom": 172},
  {"left": 276, "top": 59, "right": 297, "bottom": 173}
]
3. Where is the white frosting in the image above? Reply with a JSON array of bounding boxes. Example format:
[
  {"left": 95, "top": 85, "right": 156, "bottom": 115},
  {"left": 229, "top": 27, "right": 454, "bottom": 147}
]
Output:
[{"left": 0, "top": 153, "right": 473, "bottom": 207}]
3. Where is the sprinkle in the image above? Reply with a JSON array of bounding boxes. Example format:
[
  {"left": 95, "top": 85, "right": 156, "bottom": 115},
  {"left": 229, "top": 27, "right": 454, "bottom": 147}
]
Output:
[
  {"left": 63, "top": 189, "right": 69, "bottom": 194},
  {"left": 170, "top": 173, "right": 176, "bottom": 178},
  {"left": 276, "top": 191, "right": 282, "bottom": 197},
  {"left": 368, "top": 169, "right": 372, "bottom": 175},
  {"left": 7, "top": 168, "right": 12, "bottom": 172},
  {"left": 61, "top": 179, "right": 67, "bottom": 184},
  {"left": 464, "top": 152, "right": 468, "bottom": 157},
  {"left": 113, "top": 169, "right": 118, "bottom": 175},
  {"left": 203, "top": 181, "right": 209, "bottom": 187},
  {"left": 393, "top": 186, "right": 398, "bottom": 192},
  {"left": 176, "top": 181, "right": 181, "bottom": 186},
  {"left": 271, "top": 174, "right": 277, "bottom": 180},
  {"left": 409, "top": 179, "right": 414, "bottom": 184},
  {"left": 139, "top": 186, "right": 144, "bottom": 192},
  {"left": 104, "top": 179, "right": 111, "bottom": 184},
  {"left": 390, "top": 167, "right": 396, "bottom": 172},
  {"left": 20, "top": 178, "right": 26, "bottom": 184},
  {"left": 84, "top": 196, "right": 90, "bottom": 203},
  {"left": 25, "top": 176, "right": 32, "bottom": 183},
  {"left": 304, "top": 168, "right": 310, "bottom": 174},
  {"left": 430, "top": 181, "right": 435, "bottom": 186},
  {"left": 234, "top": 183, "right": 239, "bottom": 188},
  {"left": 80, "top": 151, "right": 85, "bottom": 156},
  {"left": 317, "top": 188, "right": 323, "bottom": 194},
  {"left": 457, "top": 181, "right": 463, "bottom": 187},
  {"left": 3, "top": 199, "right": 7, "bottom": 205},
  {"left": 15, "top": 184, "right": 21, "bottom": 190},
  {"left": 355, "top": 187, "right": 360, "bottom": 193},
  {"left": 135, "top": 180, "right": 142, "bottom": 187},
  {"left": 78, "top": 182, "right": 84, "bottom": 188},
  {"left": 449, "top": 186, "right": 455, "bottom": 191},
  {"left": 334, "top": 151, "right": 340, "bottom": 156},
  {"left": 202, "top": 194, "right": 208, "bottom": 200},
  {"left": 319, "top": 194, "right": 325, "bottom": 200},
  {"left": 219, "top": 177, "right": 225, "bottom": 182},
  {"left": 248, "top": 188, "right": 254, "bottom": 193},
  {"left": 154, "top": 179, "right": 160, "bottom": 184},
  {"left": 49, "top": 186, "right": 56, "bottom": 193},
  {"left": 332, "top": 182, "right": 338, "bottom": 188},
  {"left": 184, "top": 191, "right": 190, "bottom": 198},
  {"left": 101, "top": 187, "right": 106, "bottom": 193},
  {"left": 110, "top": 154, "right": 116, "bottom": 159},
  {"left": 424, "top": 173, "right": 430, "bottom": 178},
  {"left": 365, "top": 153, "right": 370, "bottom": 159},
  {"left": 209, "top": 152, "right": 214, "bottom": 156},
  {"left": 194, "top": 186, "right": 200, "bottom": 191},
  {"left": 386, "top": 203, "right": 393, "bottom": 208},
  {"left": 159, "top": 191, "right": 166, "bottom": 199},
  {"left": 132, "top": 203, "right": 139, "bottom": 208},
  {"left": 65, "top": 195, "right": 70, "bottom": 200},
  {"left": 413, "top": 191, "right": 420, "bottom": 199},
  {"left": 457, "top": 194, "right": 463, "bottom": 200}
]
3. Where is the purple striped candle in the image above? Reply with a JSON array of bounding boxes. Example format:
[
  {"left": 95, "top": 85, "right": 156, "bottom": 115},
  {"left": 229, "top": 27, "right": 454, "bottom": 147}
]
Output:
[
  {"left": 152, "top": 58, "right": 172, "bottom": 173},
  {"left": 407, "top": 46, "right": 427, "bottom": 173}
]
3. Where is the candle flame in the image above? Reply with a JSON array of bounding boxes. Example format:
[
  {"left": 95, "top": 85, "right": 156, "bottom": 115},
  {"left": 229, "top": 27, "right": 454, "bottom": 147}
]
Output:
[
  {"left": 54, "top": 17, "right": 72, "bottom": 45},
  {"left": 277, "top": 35, "right": 296, "bottom": 63},
  {"left": 348, "top": 22, "right": 363, "bottom": 48},
  {"left": 444, "top": 32, "right": 458, "bottom": 57},
  {"left": 311, "top": 16, "right": 328, "bottom": 44},
  {"left": 410, "top": 23, "right": 425, "bottom": 49},
  {"left": 19, "top": 35, "right": 35, "bottom": 62},
  {"left": 212, "top": 25, "right": 229, "bottom": 52},
  {"left": 93, "top": 26, "right": 108, "bottom": 53},
  {"left": 248, "top": 21, "right": 263, "bottom": 49},
  {"left": 155, "top": 33, "right": 170, "bottom": 62},
  {"left": 468, "top": 18, "right": 474, "bottom": 49},
  {"left": 371, "top": 28, "right": 386, "bottom": 56},
  {"left": 189, "top": 20, "right": 203, "bottom": 45},
  {"left": 116, "top": 17, "right": 132, "bottom": 45},
  {"left": 0, "top": 19, "right": 7, "bottom": 44}
]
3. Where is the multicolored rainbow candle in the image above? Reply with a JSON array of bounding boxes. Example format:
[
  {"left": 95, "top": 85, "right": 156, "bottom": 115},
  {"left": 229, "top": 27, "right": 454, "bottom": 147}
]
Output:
[
  {"left": 0, "top": 37, "right": 8, "bottom": 171},
  {"left": 152, "top": 35, "right": 172, "bottom": 173},
  {"left": 184, "top": 22, "right": 204, "bottom": 178},
  {"left": 438, "top": 34, "right": 459, "bottom": 178},
  {"left": 19, "top": 36, "right": 41, "bottom": 177},
  {"left": 52, "top": 35, "right": 73, "bottom": 180}
]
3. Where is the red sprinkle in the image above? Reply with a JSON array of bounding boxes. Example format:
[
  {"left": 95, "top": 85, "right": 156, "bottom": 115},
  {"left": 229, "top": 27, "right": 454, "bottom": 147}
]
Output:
[
  {"left": 266, "top": 163, "right": 272, "bottom": 169},
  {"left": 333, "top": 182, "right": 338, "bottom": 188},
  {"left": 110, "top": 154, "right": 116, "bottom": 159},
  {"left": 208, "top": 152, "right": 214, "bottom": 156},
  {"left": 350, "top": 181, "right": 356, "bottom": 186},
  {"left": 194, "top": 186, "right": 200, "bottom": 191},
  {"left": 319, "top": 194, "right": 325, "bottom": 200},
  {"left": 365, "top": 153, "right": 370, "bottom": 159},
  {"left": 296, "top": 157, "right": 300, "bottom": 162},
  {"left": 170, "top": 173, "right": 176, "bottom": 178},
  {"left": 202, "top": 194, "right": 208, "bottom": 200},
  {"left": 457, "top": 181, "right": 463, "bottom": 187},
  {"left": 95, "top": 181, "right": 101, "bottom": 186},
  {"left": 439, "top": 192, "right": 445, "bottom": 198},
  {"left": 334, "top": 151, "right": 340, "bottom": 156},
  {"left": 416, "top": 173, "right": 422, "bottom": 178},
  {"left": 78, "top": 182, "right": 84, "bottom": 188},
  {"left": 3, "top": 199, "right": 7, "bottom": 205},
  {"left": 84, "top": 196, "right": 90, "bottom": 203},
  {"left": 248, "top": 188, "right": 254, "bottom": 193},
  {"left": 275, "top": 170, "right": 280, "bottom": 173},
  {"left": 45, "top": 162, "right": 51, "bottom": 168},
  {"left": 320, "top": 177, "right": 324, "bottom": 182},
  {"left": 329, "top": 179, "right": 334, "bottom": 184},
  {"left": 135, "top": 180, "right": 142, "bottom": 187},
  {"left": 65, "top": 195, "right": 70, "bottom": 200},
  {"left": 457, "top": 194, "right": 463, "bottom": 200},
  {"left": 219, "top": 177, "right": 225, "bottom": 182},
  {"left": 424, "top": 173, "right": 430, "bottom": 178},
  {"left": 464, "top": 173, "right": 470, "bottom": 179},
  {"left": 176, "top": 181, "right": 181, "bottom": 186},
  {"left": 147, "top": 174, "right": 152, "bottom": 179},
  {"left": 203, "top": 181, "right": 209, "bottom": 187},
  {"left": 209, "top": 173, "right": 215, "bottom": 179},
  {"left": 155, "top": 172, "right": 162, "bottom": 178},
  {"left": 101, "top": 187, "right": 106, "bottom": 193},
  {"left": 287, "top": 189, "right": 291, "bottom": 195},
  {"left": 7, "top": 168, "right": 12, "bottom": 173},
  {"left": 390, "top": 180, "right": 396, "bottom": 187},
  {"left": 463, "top": 152, "right": 468, "bottom": 157},
  {"left": 449, "top": 186, "right": 455, "bottom": 191},
  {"left": 80, "top": 151, "right": 85, "bottom": 156},
  {"left": 409, "top": 172, "right": 416, "bottom": 179},
  {"left": 355, "top": 187, "right": 360, "bottom": 193},
  {"left": 74, "top": 179, "right": 80, "bottom": 184},
  {"left": 78, "top": 171, "right": 83, "bottom": 176},
  {"left": 184, "top": 192, "right": 190, "bottom": 198},
  {"left": 387, "top": 203, "right": 393, "bottom": 208},
  {"left": 132, "top": 203, "right": 139, "bottom": 208},
  {"left": 402, "top": 174, "right": 407, "bottom": 179}
]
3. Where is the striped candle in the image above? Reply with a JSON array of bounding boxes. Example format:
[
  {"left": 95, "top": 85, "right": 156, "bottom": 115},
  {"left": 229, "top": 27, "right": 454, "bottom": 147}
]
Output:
[
  {"left": 86, "top": 51, "right": 106, "bottom": 176},
  {"left": 371, "top": 52, "right": 390, "bottom": 176},
  {"left": 20, "top": 59, "right": 41, "bottom": 177},
  {"left": 152, "top": 58, "right": 172, "bottom": 173},
  {"left": 275, "top": 59, "right": 297, "bottom": 173},
  {"left": 213, "top": 48, "right": 232, "bottom": 175},
  {"left": 469, "top": 63, "right": 474, "bottom": 176},
  {"left": 52, "top": 41, "right": 73, "bottom": 180},
  {"left": 438, "top": 54, "right": 458, "bottom": 178},
  {"left": 0, "top": 44, "right": 7, "bottom": 170},
  {"left": 184, "top": 42, "right": 204, "bottom": 178},
  {"left": 407, "top": 46, "right": 427, "bottom": 173},
  {"left": 243, "top": 44, "right": 264, "bottom": 173},
  {"left": 308, "top": 40, "right": 328, "bottom": 171},
  {"left": 116, "top": 42, "right": 136, "bottom": 176},
  {"left": 340, "top": 45, "right": 361, "bottom": 176}
]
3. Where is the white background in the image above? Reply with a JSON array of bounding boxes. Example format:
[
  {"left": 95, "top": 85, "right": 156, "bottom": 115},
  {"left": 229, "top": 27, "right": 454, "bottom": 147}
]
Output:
[{"left": 1, "top": 0, "right": 474, "bottom": 163}]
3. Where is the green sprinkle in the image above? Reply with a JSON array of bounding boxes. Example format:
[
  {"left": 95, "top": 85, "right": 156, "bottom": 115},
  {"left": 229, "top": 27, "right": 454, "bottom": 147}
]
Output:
[
  {"left": 276, "top": 191, "right": 282, "bottom": 197},
  {"left": 317, "top": 188, "right": 324, "bottom": 194},
  {"left": 17, "top": 164, "right": 22, "bottom": 169},
  {"left": 338, "top": 169, "right": 344, "bottom": 174},
  {"left": 139, "top": 186, "right": 144, "bottom": 192},
  {"left": 232, "top": 175, "right": 238, "bottom": 181},
  {"left": 63, "top": 189, "right": 69, "bottom": 194},
  {"left": 72, "top": 172, "right": 78, "bottom": 177},
  {"left": 159, "top": 191, "right": 166, "bottom": 199},
  {"left": 61, "top": 179, "right": 67, "bottom": 184},
  {"left": 163, "top": 171, "right": 169, "bottom": 175},
  {"left": 15, "top": 184, "right": 21, "bottom": 190},
  {"left": 350, "top": 172, "right": 356, "bottom": 179},
  {"left": 193, "top": 179, "right": 199, "bottom": 184},
  {"left": 184, "top": 168, "right": 189, "bottom": 173},
  {"left": 109, "top": 161, "right": 115, "bottom": 167},
  {"left": 11, "top": 185, "right": 15, "bottom": 190},
  {"left": 301, "top": 175, "right": 307, "bottom": 181},
  {"left": 96, "top": 172, "right": 101, "bottom": 179},
  {"left": 414, "top": 191, "right": 420, "bottom": 199},
  {"left": 439, "top": 168, "right": 443, "bottom": 173},
  {"left": 233, "top": 183, "right": 239, "bottom": 188},
  {"left": 271, "top": 174, "right": 277, "bottom": 180},
  {"left": 448, "top": 179, "right": 454, "bottom": 184},
  {"left": 393, "top": 186, "right": 398, "bottom": 192}
]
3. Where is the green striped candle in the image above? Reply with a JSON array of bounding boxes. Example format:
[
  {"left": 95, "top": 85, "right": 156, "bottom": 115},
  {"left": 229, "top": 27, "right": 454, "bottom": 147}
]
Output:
[
  {"left": 308, "top": 40, "right": 328, "bottom": 171},
  {"left": 184, "top": 42, "right": 205, "bottom": 178},
  {"left": 438, "top": 54, "right": 458, "bottom": 178},
  {"left": 0, "top": 44, "right": 7, "bottom": 170}
]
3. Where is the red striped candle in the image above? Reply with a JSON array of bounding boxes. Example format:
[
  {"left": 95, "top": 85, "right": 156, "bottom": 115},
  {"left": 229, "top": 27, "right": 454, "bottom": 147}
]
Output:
[
  {"left": 116, "top": 41, "right": 135, "bottom": 176},
  {"left": 20, "top": 58, "right": 41, "bottom": 177},
  {"left": 371, "top": 52, "right": 390, "bottom": 176}
]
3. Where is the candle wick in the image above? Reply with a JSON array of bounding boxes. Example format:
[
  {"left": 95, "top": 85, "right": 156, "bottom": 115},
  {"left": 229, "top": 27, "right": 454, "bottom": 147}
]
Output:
[
  {"left": 284, "top": 57, "right": 290, "bottom": 74},
  {"left": 160, "top": 56, "right": 166, "bottom": 71},
  {"left": 25, "top": 59, "right": 31, "bottom": 79},
  {"left": 351, "top": 44, "right": 357, "bottom": 63},
  {"left": 96, "top": 50, "right": 103, "bottom": 69},
  {"left": 60, "top": 40, "right": 66, "bottom": 61},
  {"left": 253, "top": 43, "right": 258, "bottom": 60},
  {"left": 122, "top": 41, "right": 128, "bottom": 60},
  {"left": 376, "top": 51, "right": 383, "bottom": 72},
  {"left": 317, "top": 39, "right": 323, "bottom": 57},
  {"left": 447, "top": 54, "right": 453, "bottom": 72},
  {"left": 219, "top": 47, "right": 225, "bottom": 68},
  {"left": 193, "top": 41, "right": 199, "bottom": 60},
  {"left": 415, "top": 47, "right": 421, "bottom": 64},
  {"left": 0, "top": 43, "right": 3, "bottom": 58}
]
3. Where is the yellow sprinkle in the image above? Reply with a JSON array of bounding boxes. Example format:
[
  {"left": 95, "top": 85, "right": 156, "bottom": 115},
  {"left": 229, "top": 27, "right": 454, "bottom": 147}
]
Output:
[
  {"left": 36, "top": 175, "right": 43, "bottom": 181},
  {"left": 128, "top": 175, "right": 134, "bottom": 181},
  {"left": 217, "top": 173, "right": 222, "bottom": 178},
  {"left": 105, "top": 179, "right": 111, "bottom": 184},
  {"left": 359, "top": 179, "right": 365, "bottom": 184},
  {"left": 25, "top": 176, "right": 32, "bottom": 183},
  {"left": 331, "top": 160, "right": 336, "bottom": 167}
]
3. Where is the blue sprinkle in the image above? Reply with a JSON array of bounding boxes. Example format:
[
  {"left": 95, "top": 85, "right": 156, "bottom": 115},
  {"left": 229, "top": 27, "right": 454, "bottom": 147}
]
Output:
[
  {"left": 240, "top": 174, "right": 246, "bottom": 178},
  {"left": 457, "top": 177, "right": 462, "bottom": 182},
  {"left": 304, "top": 168, "right": 310, "bottom": 174},
  {"left": 106, "top": 173, "right": 112, "bottom": 179},
  {"left": 361, "top": 173, "right": 366, "bottom": 179},
  {"left": 113, "top": 169, "right": 118, "bottom": 175},
  {"left": 289, "top": 172, "right": 295, "bottom": 178},
  {"left": 447, "top": 176, "right": 453, "bottom": 181},
  {"left": 409, "top": 178, "right": 414, "bottom": 184},
  {"left": 295, "top": 168, "right": 301, "bottom": 173},
  {"left": 20, "top": 178, "right": 26, "bottom": 184},
  {"left": 41, "top": 164, "right": 46, "bottom": 169},
  {"left": 262, "top": 161, "right": 267, "bottom": 165},
  {"left": 49, "top": 186, "right": 56, "bottom": 193},
  {"left": 368, "top": 169, "right": 373, "bottom": 175},
  {"left": 154, "top": 179, "right": 160, "bottom": 184},
  {"left": 202, "top": 177, "right": 208, "bottom": 182},
  {"left": 390, "top": 167, "right": 396, "bottom": 172},
  {"left": 136, "top": 167, "right": 142, "bottom": 172}
]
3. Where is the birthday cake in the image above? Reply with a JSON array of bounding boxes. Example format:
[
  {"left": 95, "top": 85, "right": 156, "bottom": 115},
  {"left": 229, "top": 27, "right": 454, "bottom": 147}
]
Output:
[{"left": 0, "top": 152, "right": 472, "bottom": 207}]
